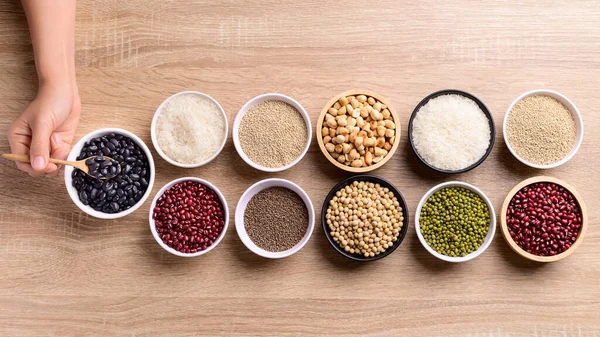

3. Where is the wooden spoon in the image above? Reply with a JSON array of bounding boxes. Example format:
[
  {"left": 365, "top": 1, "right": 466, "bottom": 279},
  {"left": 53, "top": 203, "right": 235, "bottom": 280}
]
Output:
[{"left": 1, "top": 153, "right": 120, "bottom": 180}]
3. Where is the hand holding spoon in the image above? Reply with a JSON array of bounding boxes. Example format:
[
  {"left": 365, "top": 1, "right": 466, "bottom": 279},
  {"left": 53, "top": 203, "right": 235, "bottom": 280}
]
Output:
[{"left": 2, "top": 153, "right": 121, "bottom": 180}]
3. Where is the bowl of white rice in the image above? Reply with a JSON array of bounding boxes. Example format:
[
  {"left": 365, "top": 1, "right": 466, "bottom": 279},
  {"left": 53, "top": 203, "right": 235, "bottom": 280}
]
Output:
[
  {"left": 151, "top": 91, "right": 228, "bottom": 168},
  {"left": 408, "top": 90, "right": 495, "bottom": 174}
]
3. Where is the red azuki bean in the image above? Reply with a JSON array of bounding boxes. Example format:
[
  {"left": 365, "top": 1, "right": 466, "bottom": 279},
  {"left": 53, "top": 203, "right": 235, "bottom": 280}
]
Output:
[
  {"left": 153, "top": 181, "right": 225, "bottom": 254},
  {"left": 506, "top": 182, "right": 581, "bottom": 257}
]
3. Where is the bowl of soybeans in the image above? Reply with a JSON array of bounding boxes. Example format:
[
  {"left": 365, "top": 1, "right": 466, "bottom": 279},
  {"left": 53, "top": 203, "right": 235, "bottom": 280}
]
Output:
[
  {"left": 321, "top": 174, "right": 409, "bottom": 262},
  {"left": 316, "top": 90, "right": 401, "bottom": 172}
]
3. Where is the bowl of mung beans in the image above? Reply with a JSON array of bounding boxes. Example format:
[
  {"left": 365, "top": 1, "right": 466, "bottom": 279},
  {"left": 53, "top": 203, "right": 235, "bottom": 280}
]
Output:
[
  {"left": 503, "top": 89, "right": 583, "bottom": 169},
  {"left": 233, "top": 93, "right": 312, "bottom": 172},
  {"left": 316, "top": 90, "right": 401, "bottom": 173},
  {"left": 415, "top": 181, "right": 496, "bottom": 263},
  {"left": 321, "top": 175, "right": 409, "bottom": 262}
]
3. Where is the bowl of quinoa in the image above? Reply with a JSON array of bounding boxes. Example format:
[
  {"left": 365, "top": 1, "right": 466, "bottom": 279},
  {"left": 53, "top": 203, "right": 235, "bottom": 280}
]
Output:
[
  {"left": 503, "top": 89, "right": 583, "bottom": 169},
  {"left": 233, "top": 93, "right": 311, "bottom": 172}
]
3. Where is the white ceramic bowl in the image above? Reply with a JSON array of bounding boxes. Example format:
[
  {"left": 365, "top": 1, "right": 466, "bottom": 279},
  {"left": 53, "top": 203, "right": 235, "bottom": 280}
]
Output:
[
  {"left": 151, "top": 91, "right": 228, "bottom": 168},
  {"left": 415, "top": 181, "right": 496, "bottom": 263},
  {"left": 148, "top": 177, "right": 229, "bottom": 257},
  {"left": 232, "top": 93, "right": 312, "bottom": 172},
  {"left": 64, "top": 128, "right": 155, "bottom": 219},
  {"left": 503, "top": 89, "right": 584, "bottom": 169},
  {"left": 235, "top": 178, "right": 315, "bottom": 258}
]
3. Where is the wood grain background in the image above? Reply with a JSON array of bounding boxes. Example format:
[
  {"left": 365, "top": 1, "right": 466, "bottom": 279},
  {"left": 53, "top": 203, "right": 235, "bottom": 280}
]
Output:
[{"left": 0, "top": 0, "right": 599, "bottom": 336}]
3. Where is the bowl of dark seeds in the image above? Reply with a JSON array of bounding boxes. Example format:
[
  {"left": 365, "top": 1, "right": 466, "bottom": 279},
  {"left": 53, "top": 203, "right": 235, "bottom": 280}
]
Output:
[
  {"left": 235, "top": 178, "right": 315, "bottom": 258},
  {"left": 64, "top": 128, "right": 155, "bottom": 219}
]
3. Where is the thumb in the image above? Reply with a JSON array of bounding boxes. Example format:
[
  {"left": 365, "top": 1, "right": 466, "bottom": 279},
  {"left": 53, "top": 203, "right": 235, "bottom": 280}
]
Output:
[{"left": 29, "top": 117, "right": 54, "bottom": 171}]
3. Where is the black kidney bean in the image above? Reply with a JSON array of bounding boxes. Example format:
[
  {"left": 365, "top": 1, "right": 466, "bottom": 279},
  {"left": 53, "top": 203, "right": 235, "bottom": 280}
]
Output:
[{"left": 72, "top": 132, "right": 151, "bottom": 214}]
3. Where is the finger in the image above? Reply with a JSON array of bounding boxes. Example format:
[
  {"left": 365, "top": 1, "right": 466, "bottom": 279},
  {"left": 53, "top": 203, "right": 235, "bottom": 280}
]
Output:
[
  {"left": 44, "top": 163, "right": 60, "bottom": 178},
  {"left": 29, "top": 117, "right": 54, "bottom": 172},
  {"left": 50, "top": 133, "right": 71, "bottom": 171},
  {"left": 7, "top": 121, "right": 38, "bottom": 176}
]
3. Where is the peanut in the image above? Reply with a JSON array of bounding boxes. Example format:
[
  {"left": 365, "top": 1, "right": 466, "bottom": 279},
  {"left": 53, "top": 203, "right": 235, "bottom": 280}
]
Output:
[
  {"left": 365, "top": 151, "right": 373, "bottom": 165},
  {"left": 385, "top": 129, "right": 394, "bottom": 138},
  {"left": 351, "top": 109, "right": 360, "bottom": 118},
  {"left": 373, "top": 155, "right": 384, "bottom": 164},
  {"left": 348, "top": 131, "right": 357, "bottom": 144},
  {"left": 328, "top": 108, "right": 338, "bottom": 116},
  {"left": 367, "top": 97, "right": 376, "bottom": 105},
  {"left": 336, "top": 115, "right": 348, "bottom": 126},
  {"left": 338, "top": 105, "right": 347, "bottom": 115},
  {"left": 374, "top": 147, "right": 387, "bottom": 157},
  {"left": 376, "top": 126, "right": 386, "bottom": 137},
  {"left": 337, "top": 127, "right": 349, "bottom": 136},
  {"left": 384, "top": 120, "right": 395, "bottom": 129},
  {"left": 383, "top": 142, "right": 392, "bottom": 151},
  {"left": 321, "top": 127, "right": 329, "bottom": 137},
  {"left": 349, "top": 149, "right": 359, "bottom": 160},
  {"left": 351, "top": 159, "right": 363, "bottom": 168},
  {"left": 326, "top": 118, "right": 337, "bottom": 128},
  {"left": 347, "top": 117, "right": 357, "bottom": 128},
  {"left": 342, "top": 143, "right": 352, "bottom": 154},
  {"left": 325, "top": 143, "right": 335, "bottom": 153},
  {"left": 337, "top": 154, "right": 345, "bottom": 163},
  {"left": 329, "top": 128, "right": 336, "bottom": 138},
  {"left": 382, "top": 109, "right": 391, "bottom": 119},
  {"left": 376, "top": 137, "right": 385, "bottom": 148},
  {"left": 333, "top": 102, "right": 341, "bottom": 109},
  {"left": 364, "top": 137, "right": 376, "bottom": 147},
  {"left": 339, "top": 96, "right": 349, "bottom": 106},
  {"left": 369, "top": 109, "right": 379, "bottom": 121},
  {"left": 357, "top": 95, "right": 367, "bottom": 103},
  {"left": 354, "top": 136, "right": 364, "bottom": 148},
  {"left": 323, "top": 135, "right": 331, "bottom": 144},
  {"left": 346, "top": 104, "right": 354, "bottom": 115},
  {"left": 335, "top": 144, "right": 343, "bottom": 153},
  {"left": 356, "top": 116, "right": 365, "bottom": 128},
  {"left": 373, "top": 102, "right": 382, "bottom": 112},
  {"left": 389, "top": 136, "right": 395, "bottom": 145},
  {"left": 360, "top": 107, "right": 369, "bottom": 118},
  {"left": 351, "top": 98, "right": 360, "bottom": 109},
  {"left": 334, "top": 134, "right": 345, "bottom": 144}
]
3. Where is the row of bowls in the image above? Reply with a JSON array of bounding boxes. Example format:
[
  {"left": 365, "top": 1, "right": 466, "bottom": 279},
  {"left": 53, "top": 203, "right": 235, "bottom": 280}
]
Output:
[
  {"left": 148, "top": 174, "right": 586, "bottom": 262},
  {"left": 151, "top": 89, "right": 584, "bottom": 174}
]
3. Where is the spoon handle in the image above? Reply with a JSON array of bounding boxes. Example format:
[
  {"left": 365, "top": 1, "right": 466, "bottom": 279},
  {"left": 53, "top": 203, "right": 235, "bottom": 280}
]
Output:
[{"left": 2, "top": 153, "right": 73, "bottom": 166}]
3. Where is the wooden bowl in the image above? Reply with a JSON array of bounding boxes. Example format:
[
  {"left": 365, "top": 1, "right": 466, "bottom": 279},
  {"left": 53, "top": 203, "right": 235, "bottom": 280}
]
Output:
[
  {"left": 316, "top": 90, "right": 401, "bottom": 172},
  {"left": 500, "top": 176, "right": 588, "bottom": 262}
]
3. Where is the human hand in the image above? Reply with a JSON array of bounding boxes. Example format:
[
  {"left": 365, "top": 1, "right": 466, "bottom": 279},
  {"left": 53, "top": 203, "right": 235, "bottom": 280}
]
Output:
[{"left": 7, "top": 82, "right": 81, "bottom": 177}]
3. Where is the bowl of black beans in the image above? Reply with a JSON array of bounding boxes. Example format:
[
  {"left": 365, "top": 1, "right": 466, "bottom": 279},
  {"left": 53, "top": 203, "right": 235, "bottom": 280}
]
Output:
[{"left": 64, "top": 128, "right": 155, "bottom": 219}]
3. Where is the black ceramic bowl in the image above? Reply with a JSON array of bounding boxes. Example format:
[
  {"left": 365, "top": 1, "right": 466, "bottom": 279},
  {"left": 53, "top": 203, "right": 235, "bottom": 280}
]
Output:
[
  {"left": 321, "top": 175, "right": 409, "bottom": 262},
  {"left": 408, "top": 89, "right": 496, "bottom": 174}
]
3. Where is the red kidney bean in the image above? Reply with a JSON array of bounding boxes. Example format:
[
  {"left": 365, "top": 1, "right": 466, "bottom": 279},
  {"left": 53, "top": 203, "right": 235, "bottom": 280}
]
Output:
[
  {"left": 153, "top": 181, "right": 225, "bottom": 254},
  {"left": 506, "top": 182, "right": 581, "bottom": 257}
]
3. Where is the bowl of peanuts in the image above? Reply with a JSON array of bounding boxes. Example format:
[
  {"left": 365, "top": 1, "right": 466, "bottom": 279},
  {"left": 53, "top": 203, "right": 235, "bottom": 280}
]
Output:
[{"left": 316, "top": 90, "right": 400, "bottom": 172}]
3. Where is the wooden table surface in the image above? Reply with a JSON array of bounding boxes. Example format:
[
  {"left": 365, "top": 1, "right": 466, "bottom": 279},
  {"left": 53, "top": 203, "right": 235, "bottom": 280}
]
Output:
[{"left": 1, "top": 1, "right": 599, "bottom": 336}]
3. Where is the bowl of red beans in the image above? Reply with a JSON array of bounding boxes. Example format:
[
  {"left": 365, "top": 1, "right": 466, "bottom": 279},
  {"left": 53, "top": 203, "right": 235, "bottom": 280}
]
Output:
[
  {"left": 149, "top": 177, "right": 229, "bottom": 257},
  {"left": 501, "top": 176, "right": 587, "bottom": 262}
]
